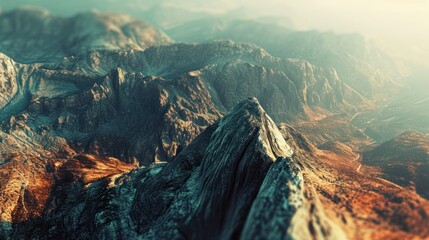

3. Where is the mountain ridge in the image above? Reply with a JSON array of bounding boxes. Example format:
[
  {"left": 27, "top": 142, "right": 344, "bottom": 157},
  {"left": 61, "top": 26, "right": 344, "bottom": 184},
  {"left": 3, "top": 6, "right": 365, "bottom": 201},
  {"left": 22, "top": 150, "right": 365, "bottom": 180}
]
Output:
[
  {"left": 1, "top": 98, "right": 344, "bottom": 239},
  {"left": 0, "top": 8, "right": 172, "bottom": 63}
]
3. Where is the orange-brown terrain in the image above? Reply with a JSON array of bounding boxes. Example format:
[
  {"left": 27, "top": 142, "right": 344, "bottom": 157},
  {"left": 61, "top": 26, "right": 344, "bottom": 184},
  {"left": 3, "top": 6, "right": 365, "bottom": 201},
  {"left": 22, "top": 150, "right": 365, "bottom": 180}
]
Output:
[
  {"left": 0, "top": 5, "right": 428, "bottom": 240},
  {"left": 0, "top": 152, "right": 135, "bottom": 224},
  {"left": 363, "top": 131, "right": 429, "bottom": 199},
  {"left": 282, "top": 124, "right": 429, "bottom": 239}
]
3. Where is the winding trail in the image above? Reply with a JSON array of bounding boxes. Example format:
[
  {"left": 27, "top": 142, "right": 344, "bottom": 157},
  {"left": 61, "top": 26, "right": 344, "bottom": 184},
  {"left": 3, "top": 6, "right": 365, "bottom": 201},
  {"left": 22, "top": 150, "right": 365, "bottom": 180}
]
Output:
[
  {"left": 356, "top": 164, "right": 362, "bottom": 173},
  {"left": 351, "top": 152, "right": 403, "bottom": 189},
  {"left": 351, "top": 153, "right": 362, "bottom": 174}
]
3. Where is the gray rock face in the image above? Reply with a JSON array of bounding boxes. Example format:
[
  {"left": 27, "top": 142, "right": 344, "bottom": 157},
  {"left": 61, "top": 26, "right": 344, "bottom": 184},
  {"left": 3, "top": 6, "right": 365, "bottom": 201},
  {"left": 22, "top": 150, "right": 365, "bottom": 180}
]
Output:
[
  {"left": 0, "top": 38, "right": 362, "bottom": 239},
  {"left": 0, "top": 40, "right": 366, "bottom": 165},
  {"left": 7, "top": 98, "right": 342, "bottom": 240},
  {"left": 178, "top": 98, "right": 293, "bottom": 240},
  {"left": 56, "top": 41, "right": 367, "bottom": 121}
]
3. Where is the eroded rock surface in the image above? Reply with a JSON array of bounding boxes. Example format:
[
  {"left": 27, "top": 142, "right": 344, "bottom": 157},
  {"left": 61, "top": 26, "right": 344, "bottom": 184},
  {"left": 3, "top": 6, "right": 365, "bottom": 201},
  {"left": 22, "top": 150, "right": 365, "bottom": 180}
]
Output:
[{"left": 2, "top": 98, "right": 343, "bottom": 239}]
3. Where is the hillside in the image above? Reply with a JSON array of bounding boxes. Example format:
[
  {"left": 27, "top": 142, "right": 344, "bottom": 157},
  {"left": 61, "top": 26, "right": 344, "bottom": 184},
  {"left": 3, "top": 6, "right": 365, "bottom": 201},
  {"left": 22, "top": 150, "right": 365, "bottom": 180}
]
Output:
[{"left": 363, "top": 131, "right": 429, "bottom": 199}]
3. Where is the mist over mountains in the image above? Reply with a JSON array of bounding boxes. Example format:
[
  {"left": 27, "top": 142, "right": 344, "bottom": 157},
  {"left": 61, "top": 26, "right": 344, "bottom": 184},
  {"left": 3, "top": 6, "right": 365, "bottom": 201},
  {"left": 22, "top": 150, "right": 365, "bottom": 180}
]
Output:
[
  {"left": 3, "top": 0, "right": 429, "bottom": 65},
  {"left": 0, "top": 2, "right": 429, "bottom": 240}
]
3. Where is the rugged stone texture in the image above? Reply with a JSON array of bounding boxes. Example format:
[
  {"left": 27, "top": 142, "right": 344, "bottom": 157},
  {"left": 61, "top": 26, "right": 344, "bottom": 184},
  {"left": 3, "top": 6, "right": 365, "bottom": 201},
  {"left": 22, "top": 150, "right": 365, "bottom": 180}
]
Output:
[
  {"left": 1, "top": 10, "right": 428, "bottom": 239},
  {"left": 2, "top": 99, "right": 343, "bottom": 239},
  {"left": 0, "top": 40, "right": 368, "bottom": 166},
  {"left": 56, "top": 41, "right": 368, "bottom": 121}
]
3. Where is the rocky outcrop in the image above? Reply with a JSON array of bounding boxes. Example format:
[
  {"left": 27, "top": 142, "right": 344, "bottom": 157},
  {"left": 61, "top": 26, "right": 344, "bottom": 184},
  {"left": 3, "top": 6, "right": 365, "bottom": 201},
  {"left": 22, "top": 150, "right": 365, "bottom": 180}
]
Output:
[
  {"left": 0, "top": 40, "right": 368, "bottom": 165},
  {"left": 0, "top": 9, "right": 428, "bottom": 240},
  {"left": 56, "top": 41, "right": 368, "bottom": 121},
  {"left": 5, "top": 98, "right": 343, "bottom": 240}
]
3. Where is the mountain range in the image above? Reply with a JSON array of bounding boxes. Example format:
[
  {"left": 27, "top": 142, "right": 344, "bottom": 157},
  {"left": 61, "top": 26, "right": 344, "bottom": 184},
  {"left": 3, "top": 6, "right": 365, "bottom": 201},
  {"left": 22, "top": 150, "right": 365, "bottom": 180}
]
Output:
[
  {"left": 0, "top": 7, "right": 428, "bottom": 240},
  {"left": 166, "top": 18, "right": 409, "bottom": 101}
]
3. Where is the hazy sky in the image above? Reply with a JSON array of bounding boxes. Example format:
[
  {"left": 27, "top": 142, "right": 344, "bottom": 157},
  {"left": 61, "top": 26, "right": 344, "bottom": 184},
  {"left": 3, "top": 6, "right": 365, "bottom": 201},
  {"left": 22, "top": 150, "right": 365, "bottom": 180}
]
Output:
[
  {"left": 1, "top": 0, "right": 428, "bottom": 59},
  {"left": 193, "top": 0, "right": 429, "bottom": 44},
  {"left": 2, "top": 0, "right": 428, "bottom": 40},
  {"left": 175, "top": 0, "right": 429, "bottom": 63}
]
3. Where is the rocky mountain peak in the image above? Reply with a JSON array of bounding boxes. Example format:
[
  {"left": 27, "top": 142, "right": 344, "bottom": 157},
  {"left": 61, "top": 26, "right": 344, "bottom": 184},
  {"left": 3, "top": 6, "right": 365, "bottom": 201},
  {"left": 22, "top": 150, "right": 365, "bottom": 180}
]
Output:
[
  {"left": 215, "top": 97, "right": 294, "bottom": 161},
  {"left": 126, "top": 98, "right": 341, "bottom": 240}
]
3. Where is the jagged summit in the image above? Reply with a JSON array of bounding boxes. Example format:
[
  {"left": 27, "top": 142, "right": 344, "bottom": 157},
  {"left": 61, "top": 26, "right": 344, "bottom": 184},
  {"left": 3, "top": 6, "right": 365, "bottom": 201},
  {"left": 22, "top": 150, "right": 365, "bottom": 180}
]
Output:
[
  {"left": 0, "top": 39, "right": 369, "bottom": 166},
  {"left": 0, "top": 97, "right": 345, "bottom": 239},
  {"left": 215, "top": 97, "right": 294, "bottom": 160},
  {"left": 172, "top": 97, "right": 296, "bottom": 239},
  {"left": 130, "top": 98, "right": 342, "bottom": 240},
  {"left": 0, "top": 6, "right": 428, "bottom": 239}
]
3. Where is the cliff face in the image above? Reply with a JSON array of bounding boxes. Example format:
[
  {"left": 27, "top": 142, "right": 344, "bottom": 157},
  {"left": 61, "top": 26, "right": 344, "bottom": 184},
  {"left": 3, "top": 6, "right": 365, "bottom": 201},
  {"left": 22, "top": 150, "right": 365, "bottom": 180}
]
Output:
[
  {"left": 0, "top": 40, "right": 367, "bottom": 165},
  {"left": 4, "top": 98, "right": 344, "bottom": 240},
  {"left": 3, "top": 99, "right": 427, "bottom": 240},
  {"left": 1, "top": 8, "right": 428, "bottom": 240}
]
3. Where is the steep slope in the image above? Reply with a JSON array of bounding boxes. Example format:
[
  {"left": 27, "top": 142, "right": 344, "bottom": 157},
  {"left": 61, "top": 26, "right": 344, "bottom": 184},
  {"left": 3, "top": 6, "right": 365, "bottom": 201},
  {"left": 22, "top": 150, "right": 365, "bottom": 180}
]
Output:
[
  {"left": 57, "top": 41, "right": 369, "bottom": 121},
  {"left": 0, "top": 40, "right": 369, "bottom": 164},
  {"left": 3, "top": 98, "right": 427, "bottom": 240},
  {"left": 0, "top": 7, "right": 171, "bottom": 63},
  {"left": 363, "top": 131, "right": 429, "bottom": 199},
  {"left": 0, "top": 10, "right": 427, "bottom": 239},
  {"left": 0, "top": 50, "right": 222, "bottom": 164},
  {"left": 1, "top": 92, "right": 428, "bottom": 239},
  {"left": 4, "top": 98, "right": 344, "bottom": 240}
]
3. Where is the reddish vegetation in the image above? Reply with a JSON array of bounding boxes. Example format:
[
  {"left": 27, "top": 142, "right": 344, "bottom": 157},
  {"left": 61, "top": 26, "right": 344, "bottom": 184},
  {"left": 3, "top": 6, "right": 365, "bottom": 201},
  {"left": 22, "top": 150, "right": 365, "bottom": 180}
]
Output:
[
  {"left": 0, "top": 154, "right": 53, "bottom": 223},
  {"left": 57, "top": 154, "right": 136, "bottom": 184},
  {"left": 280, "top": 121, "right": 429, "bottom": 239},
  {"left": 363, "top": 131, "right": 429, "bottom": 199},
  {"left": 307, "top": 149, "right": 429, "bottom": 239},
  {"left": 0, "top": 152, "right": 135, "bottom": 224}
]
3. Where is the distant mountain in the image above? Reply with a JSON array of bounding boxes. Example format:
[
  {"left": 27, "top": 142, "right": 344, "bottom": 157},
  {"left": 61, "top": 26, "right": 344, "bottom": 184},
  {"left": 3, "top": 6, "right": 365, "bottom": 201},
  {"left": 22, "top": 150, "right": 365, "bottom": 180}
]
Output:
[
  {"left": 352, "top": 69, "right": 429, "bottom": 142},
  {"left": 0, "top": 7, "right": 171, "bottom": 63},
  {"left": 167, "top": 18, "right": 406, "bottom": 100},
  {"left": 0, "top": 40, "right": 368, "bottom": 166},
  {"left": 363, "top": 131, "right": 429, "bottom": 199},
  {"left": 1, "top": 8, "right": 429, "bottom": 239},
  {"left": 143, "top": 5, "right": 297, "bottom": 29}
]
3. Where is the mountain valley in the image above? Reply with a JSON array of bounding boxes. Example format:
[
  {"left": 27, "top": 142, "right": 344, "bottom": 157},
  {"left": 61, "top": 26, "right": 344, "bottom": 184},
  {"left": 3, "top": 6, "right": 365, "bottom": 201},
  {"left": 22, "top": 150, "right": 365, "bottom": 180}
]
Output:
[{"left": 0, "top": 6, "right": 428, "bottom": 240}]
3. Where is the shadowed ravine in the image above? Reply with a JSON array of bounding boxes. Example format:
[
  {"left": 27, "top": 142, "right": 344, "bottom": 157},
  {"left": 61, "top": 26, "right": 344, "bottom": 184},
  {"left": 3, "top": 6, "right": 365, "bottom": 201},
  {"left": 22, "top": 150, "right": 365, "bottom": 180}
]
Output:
[{"left": 1, "top": 98, "right": 344, "bottom": 239}]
